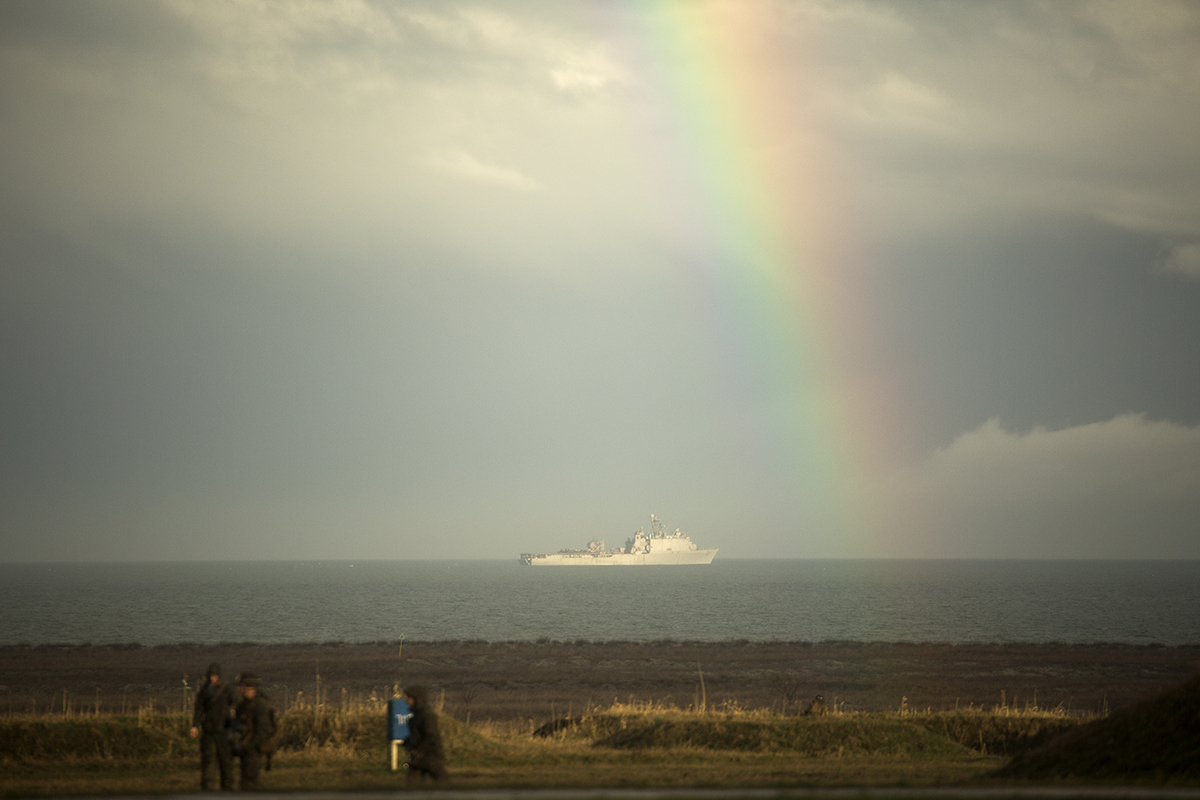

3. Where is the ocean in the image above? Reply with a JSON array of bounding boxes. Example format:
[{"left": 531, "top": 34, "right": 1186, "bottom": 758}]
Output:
[{"left": 2, "top": 559, "right": 1197, "bottom": 647}]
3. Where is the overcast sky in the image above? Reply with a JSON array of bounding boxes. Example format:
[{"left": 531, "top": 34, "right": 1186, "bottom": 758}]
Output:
[{"left": 2, "top": 0, "right": 1198, "bottom": 561}]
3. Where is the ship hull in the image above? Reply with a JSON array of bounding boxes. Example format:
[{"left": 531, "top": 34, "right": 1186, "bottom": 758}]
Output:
[{"left": 519, "top": 548, "right": 717, "bottom": 566}]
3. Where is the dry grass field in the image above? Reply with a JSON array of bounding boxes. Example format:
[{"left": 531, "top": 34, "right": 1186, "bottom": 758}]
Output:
[
  {"left": 2, "top": 640, "right": 1196, "bottom": 722},
  {"left": 0, "top": 697, "right": 1080, "bottom": 795},
  {"left": 2, "top": 641, "right": 1199, "bottom": 794}
]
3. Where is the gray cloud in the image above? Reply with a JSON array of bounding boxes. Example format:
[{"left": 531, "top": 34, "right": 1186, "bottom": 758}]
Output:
[
  {"left": 2, "top": 1, "right": 1198, "bottom": 561},
  {"left": 858, "top": 414, "right": 1200, "bottom": 558},
  {"left": 1162, "top": 243, "right": 1200, "bottom": 280},
  {"left": 803, "top": 0, "right": 1200, "bottom": 242}
]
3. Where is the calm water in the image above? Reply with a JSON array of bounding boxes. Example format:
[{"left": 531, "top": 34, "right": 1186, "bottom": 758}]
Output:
[{"left": 1, "top": 559, "right": 1197, "bottom": 646}]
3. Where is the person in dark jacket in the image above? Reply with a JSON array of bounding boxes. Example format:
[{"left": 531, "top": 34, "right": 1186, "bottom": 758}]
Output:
[
  {"left": 189, "top": 662, "right": 238, "bottom": 790},
  {"left": 402, "top": 685, "right": 446, "bottom": 781},
  {"left": 802, "top": 694, "right": 828, "bottom": 716},
  {"left": 234, "top": 672, "right": 275, "bottom": 790}
]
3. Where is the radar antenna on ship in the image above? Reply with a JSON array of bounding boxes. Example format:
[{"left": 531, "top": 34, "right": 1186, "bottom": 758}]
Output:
[{"left": 650, "top": 514, "right": 666, "bottom": 539}]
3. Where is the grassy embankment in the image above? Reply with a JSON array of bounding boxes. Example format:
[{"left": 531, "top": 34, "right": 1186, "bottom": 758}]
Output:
[{"left": 0, "top": 694, "right": 1085, "bottom": 796}]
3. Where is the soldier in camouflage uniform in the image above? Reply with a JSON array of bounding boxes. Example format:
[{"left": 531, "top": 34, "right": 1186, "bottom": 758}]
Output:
[
  {"left": 189, "top": 662, "right": 238, "bottom": 790},
  {"left": 402, "top": 685, "right": 446, "bottom": 781},
  {"left": 233, "top": 672, "right": 275, "bottom": 790}
]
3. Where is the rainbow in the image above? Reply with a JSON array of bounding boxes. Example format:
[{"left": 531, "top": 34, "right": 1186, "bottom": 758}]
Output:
[{"left": 612, "top": 3, "right": 898, "bottom": 554}]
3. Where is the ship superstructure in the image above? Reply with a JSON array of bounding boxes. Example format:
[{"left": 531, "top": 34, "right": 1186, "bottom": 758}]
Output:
[{"left": 519, "top": 515, "right": 717, "bottom": 566}]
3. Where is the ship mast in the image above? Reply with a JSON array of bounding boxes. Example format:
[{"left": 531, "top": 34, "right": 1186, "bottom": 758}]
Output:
[{"left": 650, "top": 514, "right": 666, "bottom": 539}]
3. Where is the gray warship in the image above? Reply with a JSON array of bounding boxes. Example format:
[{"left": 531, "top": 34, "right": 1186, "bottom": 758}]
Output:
[{"left": 519, "top": 515, "right": 717, "bottom": 566}]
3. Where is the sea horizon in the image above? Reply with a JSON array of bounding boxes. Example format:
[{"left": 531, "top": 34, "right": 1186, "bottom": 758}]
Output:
[
  {"left": 6, "top": 555, "right": 1199, "bottom": 564},
  {"left": 3, "top": 558, "right": 1197, "bottom": 647}
]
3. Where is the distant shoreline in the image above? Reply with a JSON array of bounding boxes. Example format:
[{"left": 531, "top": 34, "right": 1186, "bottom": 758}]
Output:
[
  {"left": 4, "top": 640, "right": 1197, "bottom": 722},
  {"left": 8, "top": 637, "right": 1198, "bottom": 650}
]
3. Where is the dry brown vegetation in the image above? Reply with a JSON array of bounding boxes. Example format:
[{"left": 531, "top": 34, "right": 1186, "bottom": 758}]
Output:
[
  {"left": 4, "top": 644, "right": 1200, "bottom": 794},
  {"left": 0, "top": 696, "right": 1082, "bottom": 795},
  {"left": 997, "top": 673, "right": 1200, "bottom": 782},
  {"left": 2, "top": 640, "right": 1197, "bottom": 724}
]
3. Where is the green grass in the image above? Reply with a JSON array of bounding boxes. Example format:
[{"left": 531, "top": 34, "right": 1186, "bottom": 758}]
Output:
[
  {"left": 0, "top": 716, "right": 188, "bottom": 761},
  {"left": 0, "top": 701, "right": 1087, "bottom": 796}
]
